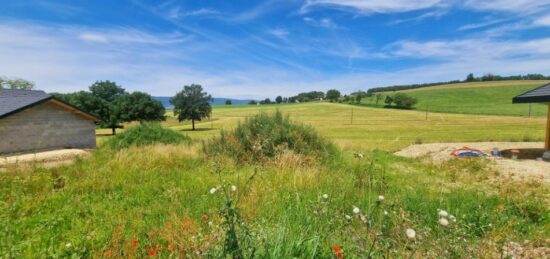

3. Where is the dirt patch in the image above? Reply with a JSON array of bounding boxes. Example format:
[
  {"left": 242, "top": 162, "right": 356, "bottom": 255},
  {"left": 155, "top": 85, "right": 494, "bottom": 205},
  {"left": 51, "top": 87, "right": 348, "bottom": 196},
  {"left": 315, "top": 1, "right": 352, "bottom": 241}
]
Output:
[
  {"left": 395, "top": 142, "right": 549, "bottom": 184},
  {"left": 0, "top": 149, "right": 90, "bottom": 170}
]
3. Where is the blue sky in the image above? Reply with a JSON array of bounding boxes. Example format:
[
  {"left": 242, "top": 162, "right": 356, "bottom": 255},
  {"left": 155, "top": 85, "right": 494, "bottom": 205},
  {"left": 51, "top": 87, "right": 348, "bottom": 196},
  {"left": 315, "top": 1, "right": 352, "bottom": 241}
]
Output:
[{"left": 1, "top": 0, "right": 550, "bottom": 98}]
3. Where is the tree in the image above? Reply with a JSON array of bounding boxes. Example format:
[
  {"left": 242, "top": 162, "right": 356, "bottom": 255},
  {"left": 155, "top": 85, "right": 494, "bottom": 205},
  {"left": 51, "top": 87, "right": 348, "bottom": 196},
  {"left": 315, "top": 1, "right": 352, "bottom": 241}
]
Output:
[
  {"left": 225, "top": 99, "right": 232, "bottom": 105},
  {"left": 170, "top": 84, "right": 212, "bottom": 130},
  {"left": 465, "top": 73, "right": 475, "bottom": 82},
  {"left": 375, "top": 94, "right": 383, "bottom": 105},
  {"left": 326, "top": 89, "right": 341, "bottom": 102},
  {"left": 248, "top": 100, "right": 257, "bottom": 105},
  {"left": 355, "top": 94, "right": 362, "bottom": 104},
  {"left": 384, "top": 95, "right": 394, "bottom": 106},
  {"left": 275, "top": 96, "right": 283, "bottom": 104},
  {"left": 53, "top": 81, "right": 166, "bottom": 135},
  {"left": 0, "top": 77, "right": 34, "bottom": 90},
  {"left": 259, "top": 98, "right": 272, "bottom": 104},
  {"left": 118, "top": 91, "right": 165, "bottom": 122}
]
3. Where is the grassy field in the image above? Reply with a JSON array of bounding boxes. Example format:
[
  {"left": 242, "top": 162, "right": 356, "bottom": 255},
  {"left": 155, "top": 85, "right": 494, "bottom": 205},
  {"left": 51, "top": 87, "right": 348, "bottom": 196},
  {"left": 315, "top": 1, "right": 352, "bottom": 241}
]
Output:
[
  {"left": 100, "top": 102, "right": 546, "bottom": 152},
  {"left": 2, "top": 102, "right": 549, "bottom": 258},
  {"left": 362, "top": 80, "right": 550, "bottom": 117}
]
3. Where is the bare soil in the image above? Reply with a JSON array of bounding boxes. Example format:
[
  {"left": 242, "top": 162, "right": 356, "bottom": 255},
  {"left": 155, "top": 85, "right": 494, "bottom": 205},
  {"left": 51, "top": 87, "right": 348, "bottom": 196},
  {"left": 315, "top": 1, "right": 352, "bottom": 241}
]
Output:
[
  {"left": 0, "top": 149, "right": 90, "bottom": 170},
  {"left": 395, "top": 142, "right": 550, "bottom": 184}
]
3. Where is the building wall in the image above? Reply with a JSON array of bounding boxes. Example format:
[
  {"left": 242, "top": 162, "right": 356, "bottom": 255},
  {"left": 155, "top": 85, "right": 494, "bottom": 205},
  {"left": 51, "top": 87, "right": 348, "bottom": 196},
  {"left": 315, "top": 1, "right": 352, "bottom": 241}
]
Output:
[{"left": 0, "top": 101, "right": 96, "bottom": 154}]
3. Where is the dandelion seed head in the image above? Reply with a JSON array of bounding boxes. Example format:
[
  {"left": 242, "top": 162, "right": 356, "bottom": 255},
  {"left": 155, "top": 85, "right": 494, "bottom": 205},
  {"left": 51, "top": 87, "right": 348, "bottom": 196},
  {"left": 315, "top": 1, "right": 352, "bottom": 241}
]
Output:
[
  {"left": 438, "top": 210, "right": 448, "bottom": 217},
  {"left": 231, "top": 185, "right": 237, "bottom": 192},
  {"left": 377, "top": 195, "right": 385, "bottom": 202},
  {"left": 439, "top": 218, "right": 449, "bottom": 226},
  {"left": 209, "top": 188, "right": 217, "bottom": 194},
  {"left": 322, "top": 194, "right": 329, "bottom": 199},
  {"left": 353, "top": 206, "right": 360, "bottom": 214},
  {"left": 345, "top": 214, "right": 352, "bottom": 220},
  {"left": 449, "top": 215, "right": 456, "bottom": 222},
  {"left": 406, "top": 228, "right": 416, "bottom": 239}
]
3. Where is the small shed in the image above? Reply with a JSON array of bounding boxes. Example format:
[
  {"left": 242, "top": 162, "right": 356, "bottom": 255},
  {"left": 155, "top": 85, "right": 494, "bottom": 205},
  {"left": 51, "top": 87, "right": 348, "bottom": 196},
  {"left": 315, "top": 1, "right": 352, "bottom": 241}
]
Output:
[
  {"left": 512, "top": 82, "right": 550, "bottom": 151},
  {"left": 0, "top": 89, "right": 100, "bottom": 154}
]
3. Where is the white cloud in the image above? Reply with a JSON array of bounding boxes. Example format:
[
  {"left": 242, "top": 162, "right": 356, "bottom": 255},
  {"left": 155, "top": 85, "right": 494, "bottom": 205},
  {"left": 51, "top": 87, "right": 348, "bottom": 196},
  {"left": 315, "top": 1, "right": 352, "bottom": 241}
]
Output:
[
  {"left": 79, "top": 33, "right": 108, "bottom": 43},
  {"left": 534, "top": 14, "right": 550, "bottom": 26},
  {"left": 303, "top": 17, "right": 342, "bottom": 29},
  {"left": 463, "top": 0, "right": 550, "bottom": 13},
  {"left": 302, "top": 0, "right": 443, "bottom": 14},
  {"left": 268, "top": 28, "right": 289, "bottom": 40}
]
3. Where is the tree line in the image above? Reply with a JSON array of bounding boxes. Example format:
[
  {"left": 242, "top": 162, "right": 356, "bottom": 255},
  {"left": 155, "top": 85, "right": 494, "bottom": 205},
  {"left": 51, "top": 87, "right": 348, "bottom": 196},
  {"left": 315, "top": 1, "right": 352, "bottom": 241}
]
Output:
[{"left": 367, "top": 73, "right": 550, "bottom": 93}]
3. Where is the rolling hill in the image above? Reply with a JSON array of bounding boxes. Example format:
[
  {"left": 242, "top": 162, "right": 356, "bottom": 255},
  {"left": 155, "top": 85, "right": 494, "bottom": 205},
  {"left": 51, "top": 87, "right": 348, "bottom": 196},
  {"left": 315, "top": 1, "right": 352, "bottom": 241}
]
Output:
[{"left": 362, "top": 80, "right": 550, "bottom": 117}]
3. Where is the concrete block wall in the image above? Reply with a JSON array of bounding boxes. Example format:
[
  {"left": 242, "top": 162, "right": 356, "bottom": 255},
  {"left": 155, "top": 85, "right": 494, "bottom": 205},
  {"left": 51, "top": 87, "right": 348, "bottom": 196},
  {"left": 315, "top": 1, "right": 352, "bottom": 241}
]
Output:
[{"left": 0, "top": 101, "right": 96, "bottom": 154}]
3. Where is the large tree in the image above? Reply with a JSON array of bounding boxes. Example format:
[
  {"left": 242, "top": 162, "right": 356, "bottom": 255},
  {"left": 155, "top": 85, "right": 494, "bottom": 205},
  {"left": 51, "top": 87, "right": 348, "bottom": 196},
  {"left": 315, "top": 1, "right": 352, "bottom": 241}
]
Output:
[
  {"left": 170, "top": 84, "right": 212, "bottom": 130},
  {"left": 275, "top": 96, "right": 283, "bottom": 104},
  {"left": 326, "top": 89, "right": 341, "bottom": 102},
  {"left": 54, "top": 81, "right": 165, "bottom": 135},
  {"left": 0, "top": 77, "right": 34, "bottom": 90}
]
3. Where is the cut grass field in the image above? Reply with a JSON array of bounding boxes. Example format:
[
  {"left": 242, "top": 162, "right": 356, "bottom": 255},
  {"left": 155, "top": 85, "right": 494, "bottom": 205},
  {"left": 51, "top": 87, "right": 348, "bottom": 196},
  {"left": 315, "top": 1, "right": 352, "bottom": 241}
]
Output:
[
  {"left": 3, "top": 98, "right": 549, "bottom": 257},
  {"left": 99, "top": 102, "right": 546, "bottom": 152},
  {"left": 362, "top": 80, "right": 550, "bottom": 117}
]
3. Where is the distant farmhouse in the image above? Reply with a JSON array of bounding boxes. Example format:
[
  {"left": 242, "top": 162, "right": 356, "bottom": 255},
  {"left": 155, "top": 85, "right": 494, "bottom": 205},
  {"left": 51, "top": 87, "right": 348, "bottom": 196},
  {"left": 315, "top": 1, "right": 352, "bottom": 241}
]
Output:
[{"left": 0, "top": 89, "right": 100, "bottom": 154}]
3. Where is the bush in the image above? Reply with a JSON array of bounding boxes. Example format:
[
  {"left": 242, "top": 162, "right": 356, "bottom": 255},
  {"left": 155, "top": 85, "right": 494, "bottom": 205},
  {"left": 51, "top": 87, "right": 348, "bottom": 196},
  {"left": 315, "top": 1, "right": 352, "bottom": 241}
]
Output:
[
  {"left": 103, "top": 123, "right": 190, "bottom": 150},
  {"left": 203, "top": 110, "right": 338, "bottom": 163}
]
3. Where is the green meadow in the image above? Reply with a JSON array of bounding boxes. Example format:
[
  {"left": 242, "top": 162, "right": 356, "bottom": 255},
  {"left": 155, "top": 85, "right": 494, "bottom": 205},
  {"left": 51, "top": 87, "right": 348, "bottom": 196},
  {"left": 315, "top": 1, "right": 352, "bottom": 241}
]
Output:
[
  {"left": 2, "top": 100, "right": 549, "bottom": 258},
  {"left": 362, "top": 80, "right": 550, "bottom": 117}
]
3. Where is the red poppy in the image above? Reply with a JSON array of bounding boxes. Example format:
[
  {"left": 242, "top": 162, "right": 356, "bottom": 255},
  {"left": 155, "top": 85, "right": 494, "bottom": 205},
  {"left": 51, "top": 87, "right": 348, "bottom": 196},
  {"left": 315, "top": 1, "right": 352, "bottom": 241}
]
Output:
[
  {"left": 167, "top": 244, "right": 174, "bottom": 251},
  {"left": 132, "top": 239, "right": 139, "bottom": 247},
  {"left": 332, "top": 246, "right": 343, "bottom": 259},
  {"left": 104, "top": 251, "right": 112, "bottom": 257},
  {"left": 227, "top": 137, "right": 237, "bottom": 143},
  {"left": 201, "top": 214, "right": 209, "bottom": 222},
  {"left": 156, "top": 245, "right": 162, "bottom": 251},
  {"left": 149, "top": 250, "right": 156, "bottom": 256}
]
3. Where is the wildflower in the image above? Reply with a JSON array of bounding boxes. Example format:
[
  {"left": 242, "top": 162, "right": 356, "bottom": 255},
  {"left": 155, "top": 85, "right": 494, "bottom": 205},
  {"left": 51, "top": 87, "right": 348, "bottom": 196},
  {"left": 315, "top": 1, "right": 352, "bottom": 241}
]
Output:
[
  {"left": 322, "top": 194, "right": 329, "bottom": 199},
  {"left": 406, "top": 228, "right": 416, "bottom": 239},
  {"left": 352, "top": 206, "right": 360, "bottom": 214},
  {"left": 332, "top": 245, "right": 344, "bottom": 259},
  {"left": 209, "top": 187, "right": 217, "bottom": 194},
  {"left": 201, "top": 214, "right": 209, "bottom": 222},
  {"left": 383, "top": 210, "right": 389, "bottom": 216},
  {"left": 65, "top": 243, "right": 72, "bottom": 248},
  {"left": 104, "top": 251, "right": 112, "bottom": 257},
  {"left": 231, "top": 185, "right": 237, "bottom": 192},
  {"left": 438, "top": 210, "right": 448, "bottom": 217},
  {"left": 449, "top": 215, "right": 456, "bottom": 222},
  {"left": 439, "top": 218, "right": 449, "bottom": 226},
  {"left": 227, "top": 137, "right": 236, "bottom": 143},
  {"left": 156, "top": 245, "right": 162, "bottom": 251},
  {"left": 360, "top": 215, "right": 367, "bottom": 223},
  {"left": 345, "top": 214, "right": 352, "bottom": 220},
  {"left": 377, "top": 195, "right": 385, "bottom": 202},
  {"left": 133, "top": 239, "right": 139, "bottom": 247},
  {"left": 149, "top": 250, "right": 156, "bottom": 256},
  {"left": 167, "top": 244, "right": 174, "bottom": 251}
]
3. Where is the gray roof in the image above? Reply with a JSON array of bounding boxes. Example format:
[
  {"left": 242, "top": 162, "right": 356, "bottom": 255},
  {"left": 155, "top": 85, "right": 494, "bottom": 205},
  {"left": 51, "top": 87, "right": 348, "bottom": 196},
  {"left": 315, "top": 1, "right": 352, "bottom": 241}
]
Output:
[
  {"left": 513, "top": 83, "right": 550, "bottom": 103},
  {"left": 0, "top": 89, "right": 51, "bottom": 118}
]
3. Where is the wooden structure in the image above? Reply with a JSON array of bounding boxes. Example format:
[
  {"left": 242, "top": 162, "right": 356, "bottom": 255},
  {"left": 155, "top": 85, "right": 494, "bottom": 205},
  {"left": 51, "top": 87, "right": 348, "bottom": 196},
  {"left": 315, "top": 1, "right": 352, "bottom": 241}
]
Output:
[{"left": 512, "top": 83, "right": 550, "bottom": 150}]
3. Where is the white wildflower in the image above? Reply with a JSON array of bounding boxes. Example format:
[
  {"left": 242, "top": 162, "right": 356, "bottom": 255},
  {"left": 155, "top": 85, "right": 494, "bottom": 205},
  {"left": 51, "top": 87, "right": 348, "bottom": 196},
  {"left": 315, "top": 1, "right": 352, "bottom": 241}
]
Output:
[
  {"left": 377, "top": 195, "right": 385, "bottom": 202},
  {"left": 231, "top": 185, "right": 237, "bottom": 192},
  {"left": 322, "top": 194, "right": 329, "bottom": 199},
  {"left": 438, "top": 210, "right": 448, "bottom": 218},
  {"left": 65, "top": 243, "right": 72, "bottom": 248},
  {"left": 345, "top": 214, "right": 352, "bottom": 220},
  {"left": 449, "top": 215, "right": 456, "bottom": 222},
  {"left": 209, "top": 188, "right": 217, "bottom": 194},
  {"left": 360, "top": 215, "right": 367, "bottom": 223},
  {"left": 439, "top": 218, "right": 449, "bottom": 226},
  {"left": 353, "top": 206, "right": 360, "bottom": 214},
  {"left": 406, "top": 228, "right": 416, "bottom": 239},
  {"left": 383, "top": 210, "right": 389, "bottom": 216}
]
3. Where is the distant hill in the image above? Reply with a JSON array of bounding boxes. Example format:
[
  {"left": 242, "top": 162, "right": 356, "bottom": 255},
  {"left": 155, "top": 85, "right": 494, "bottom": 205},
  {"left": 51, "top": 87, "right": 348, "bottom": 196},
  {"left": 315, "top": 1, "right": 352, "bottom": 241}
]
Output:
[
  {"left": 153, "top": 96, "right": 252, "bottom": 108},
  {"left": 362, "top": 80, "right": 550, "bottom": 117}
]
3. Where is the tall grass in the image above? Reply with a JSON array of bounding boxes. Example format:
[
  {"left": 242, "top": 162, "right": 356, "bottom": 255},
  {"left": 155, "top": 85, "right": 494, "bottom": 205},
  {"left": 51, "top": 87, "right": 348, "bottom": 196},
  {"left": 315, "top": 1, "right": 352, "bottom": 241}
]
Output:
[{"left": 103, "top": 123, "right": 190, "bottom": 150}]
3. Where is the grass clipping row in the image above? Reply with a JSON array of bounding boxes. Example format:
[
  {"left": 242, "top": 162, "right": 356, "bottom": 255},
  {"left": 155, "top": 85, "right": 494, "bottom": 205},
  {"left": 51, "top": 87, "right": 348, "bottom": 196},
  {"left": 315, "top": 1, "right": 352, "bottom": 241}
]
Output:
[{"left": 203, "top": 110, "right": 338, "bottom": 164}]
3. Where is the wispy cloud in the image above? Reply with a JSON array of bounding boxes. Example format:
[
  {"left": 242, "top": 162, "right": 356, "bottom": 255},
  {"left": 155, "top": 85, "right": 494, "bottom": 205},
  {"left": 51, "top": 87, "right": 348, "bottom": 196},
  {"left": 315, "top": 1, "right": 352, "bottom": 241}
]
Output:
[
  {"left": 167, "top": 7, "right": 220, "bottom": 19},
  {"left": 268, "top": 28, "right": 289, "bottom": 40},
  {"left": 303, "top": 17, "right": 342, "bottom": 29},
  {"left": 302, "top": 0, "right": 443, "bottom": 14}
]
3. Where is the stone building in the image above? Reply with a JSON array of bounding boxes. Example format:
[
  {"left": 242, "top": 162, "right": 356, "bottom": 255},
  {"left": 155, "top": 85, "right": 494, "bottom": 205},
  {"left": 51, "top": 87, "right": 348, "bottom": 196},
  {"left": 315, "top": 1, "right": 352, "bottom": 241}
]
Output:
[{"left": 0, "top": 89, "right": 100, "bottom": 154}]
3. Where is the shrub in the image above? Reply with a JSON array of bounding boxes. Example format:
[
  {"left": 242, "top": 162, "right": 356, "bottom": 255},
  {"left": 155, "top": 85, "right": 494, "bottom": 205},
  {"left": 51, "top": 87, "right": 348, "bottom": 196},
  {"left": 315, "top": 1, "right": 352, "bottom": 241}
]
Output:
[
  {"left": 103, "top": 123, "right": 190, "bottom": 150},
  {"left": 203, "top": 110, "right": 338, "bottom": 164}
]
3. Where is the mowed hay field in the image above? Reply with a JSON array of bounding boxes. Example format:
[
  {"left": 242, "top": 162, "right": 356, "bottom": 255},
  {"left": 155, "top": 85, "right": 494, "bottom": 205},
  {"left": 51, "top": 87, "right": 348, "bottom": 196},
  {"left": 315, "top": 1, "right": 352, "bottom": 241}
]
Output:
[
  {"left": 99, "top": 102, "right": 546, "bottom": 152},
  {"left": 2, "top": 103, "right": 549, "bottom": 258},
  {"left": 362, "top": 80, "right": 550, "bottom": 117}
]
